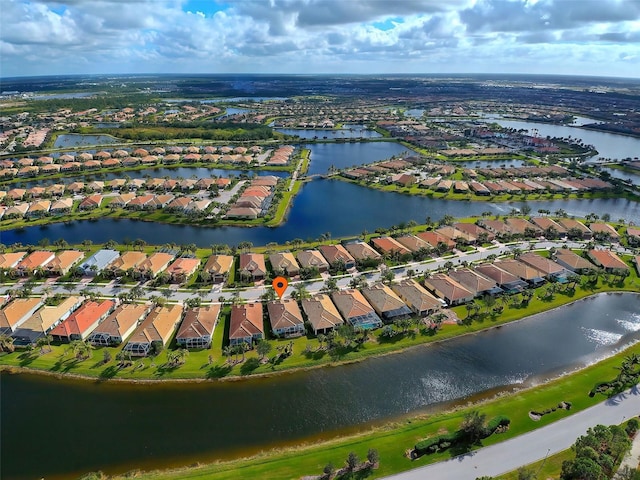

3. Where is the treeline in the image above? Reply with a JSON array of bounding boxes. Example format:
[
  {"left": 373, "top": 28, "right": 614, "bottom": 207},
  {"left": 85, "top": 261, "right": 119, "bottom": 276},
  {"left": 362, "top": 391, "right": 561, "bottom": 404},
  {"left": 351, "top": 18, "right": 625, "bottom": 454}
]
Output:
[
  {"left": 102, "top": 122, "right": 273, "bottom": 141},
  {"left": 23, "top": 94, "right": 162, "bottom": 113}
]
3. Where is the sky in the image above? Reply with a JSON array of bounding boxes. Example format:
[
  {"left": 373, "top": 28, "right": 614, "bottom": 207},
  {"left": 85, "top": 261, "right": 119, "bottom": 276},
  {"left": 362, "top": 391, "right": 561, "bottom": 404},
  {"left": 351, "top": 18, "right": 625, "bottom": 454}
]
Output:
[{"left": 1, "top": 0, "right": 639, "bottom": 78}]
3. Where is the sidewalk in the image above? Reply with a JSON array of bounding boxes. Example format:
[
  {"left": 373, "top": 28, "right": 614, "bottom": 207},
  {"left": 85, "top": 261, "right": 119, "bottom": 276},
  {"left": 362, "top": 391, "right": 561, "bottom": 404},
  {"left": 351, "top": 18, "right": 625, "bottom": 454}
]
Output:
[{"left": 614, "top": 430, "right": 640, "bottom": 479}]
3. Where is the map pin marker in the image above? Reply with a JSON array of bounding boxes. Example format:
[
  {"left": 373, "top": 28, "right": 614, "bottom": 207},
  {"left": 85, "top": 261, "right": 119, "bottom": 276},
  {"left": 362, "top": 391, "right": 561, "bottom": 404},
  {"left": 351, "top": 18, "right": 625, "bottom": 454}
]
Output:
[{"left": 272, "top": 276, "right": 288, "bottom": 299}]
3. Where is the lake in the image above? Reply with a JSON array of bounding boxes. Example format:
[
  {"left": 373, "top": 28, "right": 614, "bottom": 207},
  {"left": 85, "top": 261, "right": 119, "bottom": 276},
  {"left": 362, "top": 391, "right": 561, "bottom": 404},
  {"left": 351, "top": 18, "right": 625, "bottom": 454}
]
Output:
[
  {"left": 2, "top": 292, "right": 639, "bottom": 479},
  {"left": 2, "top": 180, "right": 638, "bottom": 247},
  {"left": 53, "top": 134, "right": 122, "bottom": 148},
  {"left": 305, "top": 141, "right": 413, "bottom": 175}
]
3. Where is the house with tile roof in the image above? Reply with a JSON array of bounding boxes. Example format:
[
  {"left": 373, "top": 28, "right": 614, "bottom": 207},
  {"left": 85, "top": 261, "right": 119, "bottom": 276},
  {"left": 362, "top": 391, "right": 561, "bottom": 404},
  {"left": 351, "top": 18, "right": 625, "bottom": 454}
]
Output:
[
  {"left": 267, "top": 300, "right": 305, "bottom": 337},
  {"left": 371, "top": 236, "right": 412, "bottom": 257},
  {"left": 474, "top": 264, "right": 527, "bottom": 293},
  {"left": 331, "top": 289, "right": 382, "bottom": 330},
  {"left": 13, "top": 296, "right": 83, "bottom": 345},
  {"left": 238, "top": 253, "right": 267, "bottom": 282},
  {"left": 106, "top": 251, "right": 147, "bottom": 276},
  {"left": 229, "top": 303, "right": 264, "bottom": 346},
  {"left": 134, "top": 252, "right": 174, "bottom": 279},
  {"left": 50, "top": 300, "right": 115, "bottom": 342},
  {"left": 45, "top": 250, "right": 85, "bottom": 276},
  {"left": 587, "top": 249, "right": 629, "bottom": 273},
  {"left": 268, "top": 252, "right": 300, "bottom": 277},
  {"left": 176, "top": 305, "right": 221, "bottom": 349},
  {"left": 344, "top": 241, "right": 382, "bottom": 263},
  {"left": 0, "top": 297, "right": 44, "bottom": 334},
  {"left": 391, "top": 279, "right": 442, "bottom": 317},
  {"left": 448, "top": 268, "right": 503, "bottom": 297},
  {"left": 296, "top": 250, "right": 329, "bottom": 273},
  {"left": 553, "top": 249, "right": 596, "bottom": 273},
  {"left": 123, "top": 304, "right": 184, "bottom": 356},
  {"left": 362, "top": 284, "right": 412, "bottom": 323},
  {"left": 589, "top": 223, "right": 620, "bottom": 241},
  {"left": 88, "top": 303, "right": 151, "bottom": 346},
  {"left": 424, "top": 274, "right": 474, "bottom": 306},
  {"left": 16, "top": 250, "right": 55, "bottom": 276},
  {"left": 318, "top": 244, "right": 356, "bottom": 270},
  {"left": 0, "top": 251, "right": 26, "bottom": 271},
  {"left": 394, "top": 235, "right": 432, "bottom": 253},
  {"left": 203, "top": 255, "right": 234, "bottom": 283},
  {"left": 301, "top": 294, "right": 344, "bottom": 335},
  {"left": 166, "top": 257, "right": 201, "bottom": 283},
  {"left": 494, "top": 259, "right": 546, "bottom": 285},
  {"left": 517, "top": 252, "right": 570, "bottom": 282}
]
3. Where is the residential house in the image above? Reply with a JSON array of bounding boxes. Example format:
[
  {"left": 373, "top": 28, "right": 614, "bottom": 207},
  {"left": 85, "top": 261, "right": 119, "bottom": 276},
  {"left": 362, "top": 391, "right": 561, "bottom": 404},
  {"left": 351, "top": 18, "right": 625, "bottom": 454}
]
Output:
[
  {"left": 45, "top": 250, "right": 85, "bottom": 276},
  {"left": 416, "top": 231, "right": 456, "bottom": 250},
  {"left": 3, "top": 203, "right": 29, "bottom": 219},
  {"left": 436, "top": 226, "right": 476, "bottom": 245},
  {"left": 557, "top": 218, "right": 592, "bottom": 239},
  {"left": 123, "top": 304, "right": 184, "bottom": 356},
  {"left": 0, "top": 251, "right": 26, "bottom": 271},
  {"left": 0, "top": 297, "right": 44, "bottom": 334},
  {"left": 229, "top": 303, "right": 264, "bottom": 346},
  {"left": 79, "top": 249, "right": 120, "bottom": 276},
  {"left": 175, "top": 305, "right": 221, "bottom": 349},
  {"left": 79, "top": 194, "right": 103, "bottom": 210},
  {"left": 88, "top": 303, "right": 151, "bottom": 346},
  {"left": 474, "top": 264, "right": 528, "bottom": 293},
  {"left": 395, "top": 234, "right": 432, "bottom": 253},
  {"left": 448, "top": 268, "right": 503, "bottom": 297},
  {"left": 301, "top": 294, "right": 344, "bottom": 335},
  {"left": 587, "top": 249, "right": 629, "bottom": 274},
  {"left": 504, "top": 218, "right": 542, "bottom": 238},
  {"left": 109, "top": 193, "right": 136, "bottom": 208},
  {"left": 627, "top": 227, "right": 640, "bottom": 247},
  {"left": 494, "top": 259, "right": 546, "bottom": 286},
  {"left": 553, "top": 249, "right": 596, "bottom": 274},
  {"left": 50, "top": 198, "right": 73, "bottom": 215},
  {"left": 268, "top": 252, "right": 300, "bottom": 277},
  {"left": 530, "top": 217, "right": 567, "bottom": 238},
  {"left": 296, "top": 250, "right": 329, "bottom": 273},
  {"left": 26, "top": 200, "right": 51, "bottom": 218},
  {"left": 391, "top": 279, "right": 441, "bottom": 317},
  {"left": 371, "top": 237, "right": 412, "bottom": 257},
  {"left": 238, "top": 253, "right": 267, "bottom": 282},
  {"left": 589, "top": 223, "right": 620, "bottom": 241},
  {"left": 331, "top": 289, "right": 383, "bottom": 330},
  {"left": 344, "top": 241, "right": 382, "bottom": 264},
  {"left": 49, "top": 300, "right": 115, "bottom": 342},
  {"left": 362, "top": 284, "right": 412, "bottom": 323},
  {"left": 267, "top": 299, "right": 305, "bottom": 337},
  {"left": 318, "top": 244, "right": 356, "bottom": 270},
  {"left": 12, "top": 296, "right": 83, "bottom": 345},
  {"left": 453, "top": 223, "right": 495, "bottom": 242},
  {"left": 134, "top": 252, "right": 174, "bottom": 279},
  {"left": 107, "top": 251, "right": 147, "bottom": 277},
  {"left": 517, "top": 252, "right": 570, "bottom": 282},
  {"left": 423, "top": 274, "right": 474, "bottom": 306},
  {"left": 16, "top": 250, "right": 55, "bottom": 276},
  {"left": 166, "top": 257, "right": 201, "bottom": 283},
  {"left": 203, "top": 255, "right": 234, "bottom": 283}
]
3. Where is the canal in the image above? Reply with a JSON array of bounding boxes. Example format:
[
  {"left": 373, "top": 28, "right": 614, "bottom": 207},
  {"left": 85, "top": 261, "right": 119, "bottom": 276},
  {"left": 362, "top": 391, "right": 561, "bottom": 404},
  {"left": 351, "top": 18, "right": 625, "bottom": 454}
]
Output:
[{"left": 2, "top": 292, "right": 639, "bottom": 479}]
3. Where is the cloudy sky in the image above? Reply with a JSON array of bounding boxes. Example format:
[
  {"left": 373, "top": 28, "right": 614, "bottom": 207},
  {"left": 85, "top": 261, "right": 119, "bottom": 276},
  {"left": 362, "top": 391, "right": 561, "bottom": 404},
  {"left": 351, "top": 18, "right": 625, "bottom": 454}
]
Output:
[{"left": 1, "top": 0, "right": 639, "bottom": 78}]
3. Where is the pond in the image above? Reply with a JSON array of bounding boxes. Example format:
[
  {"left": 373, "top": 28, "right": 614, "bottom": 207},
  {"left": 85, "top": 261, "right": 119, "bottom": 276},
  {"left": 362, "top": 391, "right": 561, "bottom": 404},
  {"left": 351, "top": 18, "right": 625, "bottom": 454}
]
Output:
[
  {"left": 305, "top": 141, "right": 413, "bottom": 175},
  {"left": 53, "top": 134, "right": 122, "bottom": 148},
  {"left": 2, "top": 292, "right": 639, "bottom": 479},
  {"left": 276, "top": 125, "right": 383, "bottom": 140}
]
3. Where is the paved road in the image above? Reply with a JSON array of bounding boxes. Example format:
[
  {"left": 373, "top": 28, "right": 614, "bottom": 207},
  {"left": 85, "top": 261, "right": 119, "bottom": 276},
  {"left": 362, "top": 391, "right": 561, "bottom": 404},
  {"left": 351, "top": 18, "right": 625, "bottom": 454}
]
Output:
[{"left": 384, "top": 386, "right": 640, "bottom": 480}]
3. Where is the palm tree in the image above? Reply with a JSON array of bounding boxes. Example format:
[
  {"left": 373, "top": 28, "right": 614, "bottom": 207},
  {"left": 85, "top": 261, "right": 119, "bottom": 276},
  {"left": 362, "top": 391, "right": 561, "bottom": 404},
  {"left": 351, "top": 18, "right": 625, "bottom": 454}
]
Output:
[
  {"left": 0, "top": 334, "right": 15, "bottom": 353},
  {"left": 223, "top": 345, "right": 234, "bottom": 364}
]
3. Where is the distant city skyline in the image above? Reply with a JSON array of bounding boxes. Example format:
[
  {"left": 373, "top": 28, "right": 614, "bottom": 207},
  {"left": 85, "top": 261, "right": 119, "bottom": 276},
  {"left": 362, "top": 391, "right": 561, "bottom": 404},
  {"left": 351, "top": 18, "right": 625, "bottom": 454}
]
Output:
[{"left": 1, "top": 0, "right": 639, "bottom": 78}]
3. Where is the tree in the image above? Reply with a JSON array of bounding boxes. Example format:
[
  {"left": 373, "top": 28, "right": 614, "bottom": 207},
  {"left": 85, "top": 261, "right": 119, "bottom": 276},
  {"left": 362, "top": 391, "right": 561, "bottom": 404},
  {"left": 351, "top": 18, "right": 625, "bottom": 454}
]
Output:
[
  {"left": 102, "top": 350, "right": 112, "bottom": 364},
  {"left": 460, "top": 410, "right": 487, "bottom": 443},
  {"left": 516, "top": 467, "right": 536, "bottom": 480},
  {"left": 291, "top": 283, "right": 310, "bottom": 300},
  {"left": 346, "top": 452, "right": 360, "bottom": 472},
  {"left": 322, "top": 277, "right": 338, "bottom": 294},
  {"left": 366, "top": 448, "right": 379, "bottom": 467},
  {"left": 322, "top": 463, "right": 335, "bottom": 479},
  {"left": 381, "top": 269, "right": 395, "bottom": 285},
  {"left": 256, "top": 340, "right": 272, "bottom": 360},
  {"left": 0, "top": 334, "right": 15, "bottom": 353}
]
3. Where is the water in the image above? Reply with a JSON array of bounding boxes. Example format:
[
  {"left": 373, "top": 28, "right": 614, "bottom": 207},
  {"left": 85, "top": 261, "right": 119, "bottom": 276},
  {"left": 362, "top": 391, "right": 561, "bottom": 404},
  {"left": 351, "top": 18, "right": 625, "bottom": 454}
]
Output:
[
  {"left": 92, "top": 123, "right": 121, "bottom": 129},
  {"left": 305, "top": 142, "right": 412, "bottom": 175},
  {"left": 222, "top": 107, "right": 251, "bottom": 116},
  {"left": 276, "top": 125, "right": 383, "bottom": 140},
  {"left": 488, "top": 119, "right": 640, "bottom": 161},
  {"left": 405, "top": 109, "right": 425, "bottom": 118},
  {"left": 2, "top": 293, "right": 639, "bottom": 479},
  {"left": 2, "top": 181, "right": 638, "bottom": 247},
  {"left": 53, "top": 134, "right": 121, "bottom": 148},
  {"left": 454, "top": 159, "right": 528, "bottom": 168},
  {"left": 599, "top": 166, "right": 640, "bottom": 186},
  {"left": 31, "top": 92, "right": 99, "bottom": 100},
  {"left": 570, "top": 116, "right": 603, "bottom": 127}
]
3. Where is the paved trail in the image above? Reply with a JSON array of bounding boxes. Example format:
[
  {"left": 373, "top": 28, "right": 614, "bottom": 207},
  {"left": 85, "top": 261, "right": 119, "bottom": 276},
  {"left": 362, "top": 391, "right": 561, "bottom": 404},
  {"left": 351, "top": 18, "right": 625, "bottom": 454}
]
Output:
[{"left": 384, "top": 386, "right": 640, "bottom": 480}]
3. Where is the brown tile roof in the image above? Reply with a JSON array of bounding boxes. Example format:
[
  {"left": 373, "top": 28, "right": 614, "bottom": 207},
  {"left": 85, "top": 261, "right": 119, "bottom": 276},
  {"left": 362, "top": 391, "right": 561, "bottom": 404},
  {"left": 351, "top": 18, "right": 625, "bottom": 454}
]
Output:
[
  {"left": 203, "top": 255, "right": 234, "bottom": 275},
  {"left": 296, "top": 250, "right": 329, "bottom": 270},
  {"left": 331, "top": 289, "right": 375, "bottom": 319},
  {"left": 318, "top": 244, "right": 355, "bottom": 265},
  {"left": 269, "top": 252, "right": 300, "bottom": 274},
  {"left": 448, "top": 268, "right": 498, "bottom": 294},
  {"left": 517, "top": 252, "right": 565, "bottom": 275},
  {"left": 391, "top": 279, "right": 441, "bottom": 313},
  {"left": 361, "top": 284, "right": 407, "bottom": 314},
  {"left": 267, "top": 299, "right": 304, "bottom": 331},
  {"left": 371, "top": 237, "right": 411, "bottom": 256},
  {"left": 176, "top": 305, "right": 220, "bottom": 341},
  {"left": 166, "top": 257, "right": 201, "bottom": 278},
  {"left": 587, "top": 250, "right": 629, "bottom": 271},
  {"left": 0, "top": 298, "right": 43, "bottom": 331},
  {"left": 45, "top": 250, "right": 85, "bottom": 273},
  {"left": 424, "top": 274, "right": 474, "bottom": 302},
  {"left": 554, "top": 249, "right": 595, "bottom": 270},
  {"left": 91, "top": 303, "right": 150, "bottom": 339},
  {"left": 344, "top": 241, "right": 382, "bottom": 261},
  {"left": 301, "top": 294, "right": 344, "bottom": 332},
  {"left": 495, "top": 259, "right": 545, "bottom": 280},
  {"left": 127, "top": 304, "right": 184, "bottom": 346},
  {"left": 0, "top": 252, "right": 26, "bottom": 269},
  {"left": 108, "top": 251, "right": 147, "bottom": 272},
  {"left": 589, "top": 223, "right": 620, "bottom": 239},
  {"left": 17, "top": 251, "right": 55, "bottom": 271},
  {"left": 135, "top": 252, "right": 174, "bottom": 276},
  {"left": 229, "top": 303, "right": 264, "bottom": 340},
  {"left": 49, "top": 300, "right": 115, "bottom": 339}
]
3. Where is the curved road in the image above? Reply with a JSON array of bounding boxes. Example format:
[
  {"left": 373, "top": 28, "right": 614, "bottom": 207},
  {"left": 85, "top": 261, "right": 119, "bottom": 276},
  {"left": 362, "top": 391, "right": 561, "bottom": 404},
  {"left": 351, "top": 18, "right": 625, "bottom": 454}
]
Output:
[{"left": 384, "top": 386, "right": 640, "bottom": 480}]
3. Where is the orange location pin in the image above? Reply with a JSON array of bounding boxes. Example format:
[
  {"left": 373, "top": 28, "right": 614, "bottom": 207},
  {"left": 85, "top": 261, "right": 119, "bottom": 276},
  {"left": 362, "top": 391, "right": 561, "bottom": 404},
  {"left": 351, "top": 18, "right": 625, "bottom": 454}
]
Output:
[{"left": 272, "top": 276, "right": 288, "bottom": 299}]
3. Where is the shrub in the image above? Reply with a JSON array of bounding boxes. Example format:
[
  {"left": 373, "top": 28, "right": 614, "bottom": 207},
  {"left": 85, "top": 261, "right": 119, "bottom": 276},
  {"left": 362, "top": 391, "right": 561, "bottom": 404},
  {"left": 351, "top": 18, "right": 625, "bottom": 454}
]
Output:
[{"left": 626, "top": 418, "right": 639, "bottom": 437}]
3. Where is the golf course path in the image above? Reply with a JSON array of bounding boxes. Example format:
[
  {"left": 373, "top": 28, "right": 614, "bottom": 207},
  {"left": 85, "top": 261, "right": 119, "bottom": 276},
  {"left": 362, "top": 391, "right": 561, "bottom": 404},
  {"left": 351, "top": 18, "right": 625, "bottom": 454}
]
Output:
[{"left": 384, "top": 385, "right": 640, "bottom": 480}]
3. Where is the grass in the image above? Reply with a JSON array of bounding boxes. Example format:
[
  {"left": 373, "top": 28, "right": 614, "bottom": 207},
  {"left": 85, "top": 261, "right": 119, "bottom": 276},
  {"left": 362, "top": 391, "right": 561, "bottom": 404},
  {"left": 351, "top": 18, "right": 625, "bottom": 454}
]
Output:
[
  {"left": 103, "top": 340, "right": 640, "bottom": 480},
  {"left": 496, "top": 449, "right": 572, "bottom": 479}
]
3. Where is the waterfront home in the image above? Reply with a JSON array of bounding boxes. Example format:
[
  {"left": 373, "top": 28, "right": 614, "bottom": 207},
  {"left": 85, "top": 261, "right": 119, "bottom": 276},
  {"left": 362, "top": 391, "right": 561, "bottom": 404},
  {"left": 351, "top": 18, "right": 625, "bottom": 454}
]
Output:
[
  {"left": 331, "top": 289, "right": 383, "bottom": 330},
  {"left": 0, "top": 251, "right": 26, "bottom": 271},
  {"left": 50, "top": 197, "right": 73, "bottom": 215},
  {"left": 588, "top": 223, "right": 620, "bottom": 241},
  {"left": 267, "top": 299, "right": 305, "bottom": 337},
  {"left": 423, "top": 274, "right": 474, "bottom": 306},
  {"left": 79, "top": 249, "right": 120, "bottom": 276},
  {"left": 269, "top": 252, "right": 300, "bottom": 277},
  {"left": 371, "top": 237, "right": 411, "bottom": 257},
  {"left": 134, "top": 252, "right": 174, "bottom": 279},
  {"left": 166, "top": 257, "right": 201, "bottom": 283},
  {"left": 494, "top": 259, "right": 546, "bottom": 286},
  {"left": 557, "top": 218, "right": 592, "bottom": 239},
  {"left": 436, "top": 226, "right": 476, "bottom": 245},
  {"left": 79, "top": 194, "right": 103, "bottom": 210},
  {"left": 0, "top": 297, "right": 44, "bottom": 334},
  {"left": 7, "top": 188, "right": 26, "bottom": 201},
  {"left": 478, "top": 219, "right": 512, "bottom": 238},
  {"left": 504, "top": 218, "right": 542, "bottom": 237},
  {"left": 26, "top": 200, "right": 51, "bottom": 218},
  {"left": 238, "top": 253, "right": 267, "bottom": 282},
  {"left": 634, "top": 256, "right": 640, "bottom": 276},
  {"left": 296, "top": 250, "right": 329, "bottom": 273},
  {"left": 453, "top": 223, "right": 495, "bottom": 242},
  {"left": 45, "top": 250, "right": 85, "bottom": 276},
  {"left": 225, "top": 206, "right": 260, "bottom": 219},
  {"left": 395, "top": 234, "right": 432, "bottom": 253},
  {"left": 587, "top": 249, "right": 629, "bottom": 274},
  {"left": 362, "top": 284, "right": 412, "bottom": 323},
  {"left": 627, "top": 227, "right": 640, "bottom": 247},
  {"left": 12, "top": 296, "right": 83, "bottom": 345},
  {"left": 229, "top": 303, "right": 264, "bottom": 346},
  {"left": 301, "top": 294, "right": 344, "bottom": 335},
  {"left": 448, "top": 268, "right": 503, "bottom": 297},
  {"left": 3, "top": 203, "right": 29, "bottom": 219},
  {"left": 318, "top": 244, "right": 356, "bottom": 270},
  {"left": 106, "top": 251, "right": 147, "bottom": 277},
  {"left": 49, "top": 300, "right": 116, "bottom": 342},
  {"left": 123, "top": 304, "right": 184, "bottom": 356},
  {"left": 517, "top": 252, "right": 570, "bottom": 282},
  {"left": 45, "top": 184, "right": 65, "bottom": 197},
  {"left": 530, "top": 217, "right": 567, "bottom": 238},
  {"left": 344, "top": 241, "right": 382, "bottom": 264},
  {"left": 127, "top": 194, "right": 155, "bottom": 210},
  {"left": 175, "top": 304, "right": 221, "bottom": 349},
  {"left": 416, "top": 231, "right": 455, "bottom": 250},
  {"left": 553, "top": 249, "right": 596, "bottom": 274},
  {"left": 16, "top": 250, "right": 55, "bottom": 276},
  {"left": 474, "top": 264, "right": 527, "bottom": 293},
  {"left": 109, "top": 193, "right": 136, "bottom": 208},
  {"left": 88, "top": 303, "right": 151, "bottom": 346},
  {"left": 469, "top": 181, "right": 491, "bottom": 195},
  {"left": 390, "top": 279, "right": 442, "bottom": 317},
  {"left": 203, "top": 255, "right": 234, "bottom": 283},
  {"left": 148, "top": 194, "right": 175, "bottom": 209}
]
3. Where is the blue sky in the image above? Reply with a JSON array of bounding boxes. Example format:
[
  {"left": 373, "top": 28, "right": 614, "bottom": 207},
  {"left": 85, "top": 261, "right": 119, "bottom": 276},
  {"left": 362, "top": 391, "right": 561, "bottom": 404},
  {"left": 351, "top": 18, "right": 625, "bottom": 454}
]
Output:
[{"left": 1, "top": 0, "right": 639, "bottom": 78}]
